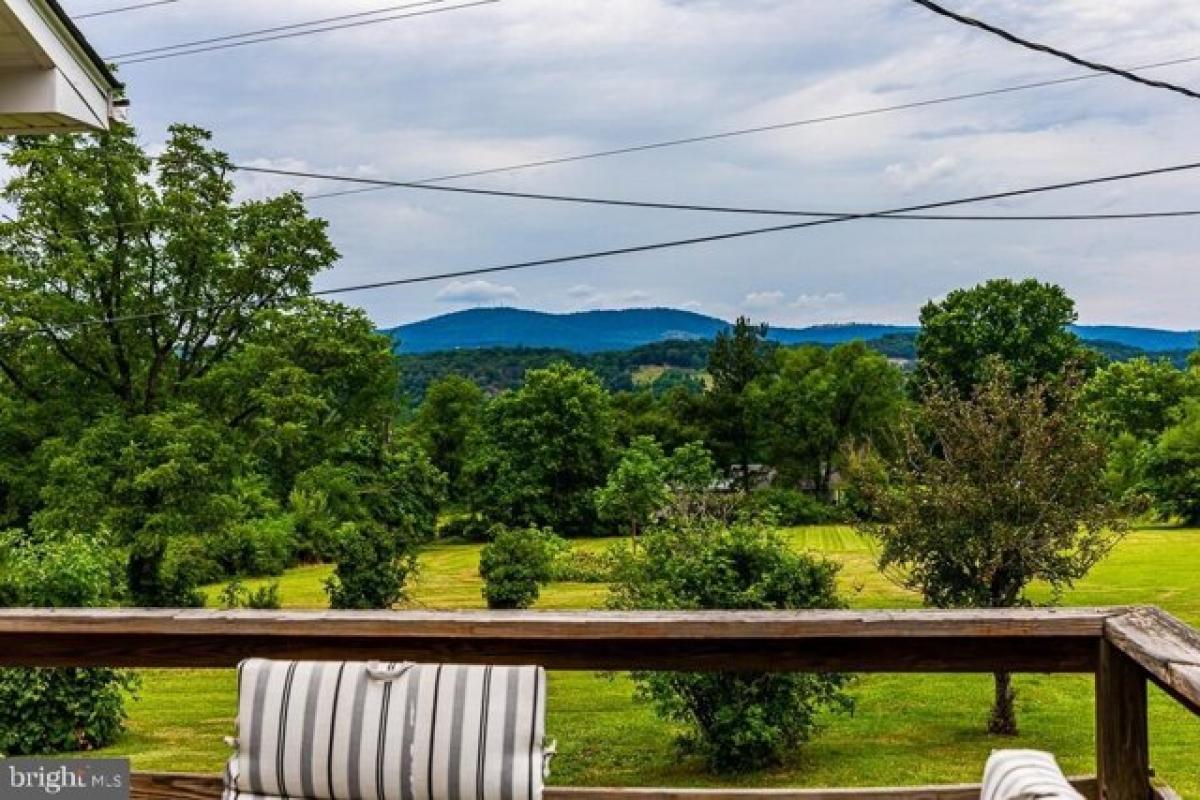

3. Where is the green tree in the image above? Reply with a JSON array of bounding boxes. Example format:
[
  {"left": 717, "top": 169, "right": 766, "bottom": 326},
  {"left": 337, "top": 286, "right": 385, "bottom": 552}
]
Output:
[
  {"left": 1145, "top": 401, "right": 1200, "bottom": 525},
  {"left": 0, "top": 125, "right": 336, "bottom": 417},
  {"left": 412, "top": 375, "right": 485, "bottom": 494},
  {"left": 706, "top": 317, "right": 772, "bottom": 489},
  {"left": 916, "top": 279, "right": 1086, "bottom": 395},
  {"left": 466, "top": 363, "right": 616, "bottom": 536},
  {"left": 854, "top": 365, "right": 1125, "bottom": 735},
  {"left": 478, "top": 526, "right": 565, "bottom": 609},
  {"left": 608, "top": 522, "right": 853, "bottom": 773},
  {"left": 751, "top": 342, "right": 905, "bottom": 497},
  {"left": 595, "top": 436, "right": 671, "bottom": 538},
  {"left": 1082, "top": 357, "right": 1196, "bottom": 441}
]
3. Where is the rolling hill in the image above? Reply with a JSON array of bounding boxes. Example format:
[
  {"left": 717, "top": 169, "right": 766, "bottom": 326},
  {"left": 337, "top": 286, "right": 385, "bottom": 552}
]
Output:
[{"left": 385, "top": 307, "right": 1197, "bottom": 355}]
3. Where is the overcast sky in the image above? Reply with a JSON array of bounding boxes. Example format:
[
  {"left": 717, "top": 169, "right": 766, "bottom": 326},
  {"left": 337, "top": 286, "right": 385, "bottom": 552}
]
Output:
[{"left": 62, "top": 0, "right": 1200, "bottom": 329}]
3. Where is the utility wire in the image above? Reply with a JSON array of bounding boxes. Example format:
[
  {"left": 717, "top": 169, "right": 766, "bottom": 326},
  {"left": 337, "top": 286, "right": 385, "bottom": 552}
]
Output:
[
  {"left": 4, "top": 158, "right": 1200, "bottom": 340},
  {"left": 238, "top": 163, "right": 1200, "bottom": 221},
  {"left": 910, "top": 0, "right": 1200, "bottom": 101},
  {"left": 75, "top": 0, "right": 179, "bottom": 20},
  {"left": 107, "top": 0, "right": 446, "bottom": 59},
  {"left": 113, "top": 1, "right": 497, "bottom": 65},
  {"left": 300, "top": 52, "right": 1200, "bottom": 202}
]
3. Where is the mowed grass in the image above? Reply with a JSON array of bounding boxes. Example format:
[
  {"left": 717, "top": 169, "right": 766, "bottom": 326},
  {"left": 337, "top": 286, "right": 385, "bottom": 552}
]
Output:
[{"left": 103, "top": 526, "right": 1200, "bottom": 795}]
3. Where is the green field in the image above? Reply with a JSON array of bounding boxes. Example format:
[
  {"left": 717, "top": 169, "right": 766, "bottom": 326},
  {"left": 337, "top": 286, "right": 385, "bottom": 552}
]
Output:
[{"left": 101, "top": 526, "right": 1200, "bottom": 795}]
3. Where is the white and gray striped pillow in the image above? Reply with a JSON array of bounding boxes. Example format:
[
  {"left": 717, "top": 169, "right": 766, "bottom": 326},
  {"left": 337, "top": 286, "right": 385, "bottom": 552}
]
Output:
[
  {"left": 980, "top": 750, "right": 1085, "bottom": 800},
  {"left": 224, "top": 659, "right": 548, "bottom": 800}
]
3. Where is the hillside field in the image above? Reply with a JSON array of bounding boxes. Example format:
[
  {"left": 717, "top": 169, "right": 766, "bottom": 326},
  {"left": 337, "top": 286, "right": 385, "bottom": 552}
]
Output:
[{"left": 98, "top": 526, "right": 1200, "bottom": 795}]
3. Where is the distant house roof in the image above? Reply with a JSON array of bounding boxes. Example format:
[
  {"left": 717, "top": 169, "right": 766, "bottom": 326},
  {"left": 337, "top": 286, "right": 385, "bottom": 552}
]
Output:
[{"left": 0, "top": 0, "right": 123, "bottom": 134}]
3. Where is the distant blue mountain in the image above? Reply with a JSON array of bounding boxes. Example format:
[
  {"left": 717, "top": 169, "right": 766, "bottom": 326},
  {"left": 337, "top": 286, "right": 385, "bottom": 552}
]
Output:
[{"left": 384, "top": 307, "right": 1197, "bottom": 355}]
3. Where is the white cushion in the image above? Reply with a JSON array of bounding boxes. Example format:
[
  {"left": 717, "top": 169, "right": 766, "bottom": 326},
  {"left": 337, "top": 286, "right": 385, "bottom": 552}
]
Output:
[
  {"left": 224, "top": 659, "right": 548, "bottom": 800},
  {"left": 981, "top": 750, "right": 1085, "bottom": 800}
]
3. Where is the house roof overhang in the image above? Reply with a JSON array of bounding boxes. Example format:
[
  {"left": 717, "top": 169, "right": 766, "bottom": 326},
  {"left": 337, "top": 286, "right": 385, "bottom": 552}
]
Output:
[{"left": 0, "top": 0, "right": 123, "bottom": 134}]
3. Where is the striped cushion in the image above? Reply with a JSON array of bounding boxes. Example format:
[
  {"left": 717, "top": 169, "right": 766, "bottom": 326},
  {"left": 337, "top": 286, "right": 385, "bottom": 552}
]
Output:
[
  {"left": 224, "top": 659, "right": 548, "bottom": 800},
  {"left": 981, "top": 750, "right": 1085, "bottom": 800}
]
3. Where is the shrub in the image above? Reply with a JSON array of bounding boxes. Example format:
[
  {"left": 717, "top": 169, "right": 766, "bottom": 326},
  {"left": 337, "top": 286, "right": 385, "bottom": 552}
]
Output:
[
  {"left": 740, "top": 487, "right": 842, "bottom": 526},
  {"left": 324, "top": 523, "right": 417, "bottom": 609},
  {"left": 608, "top": 522, "right": 853, "bottom": 773},
  {"left": 0, "top": 530, "right": 140, "bottom": 754},
  {"left": 436, "top": 513, "right": 494, "bottom": 543},
  {"left": 478, "top": 527, "right": 565, "bottom": 609},
  {"left": 206, "top": 515, "right": 295, "bottom": 577},
  {"left": 218, "top": 578, "right": 282, "bottom": 610},
  {"left": 549, "top": 547, "right": 616, "bottom": 583}
]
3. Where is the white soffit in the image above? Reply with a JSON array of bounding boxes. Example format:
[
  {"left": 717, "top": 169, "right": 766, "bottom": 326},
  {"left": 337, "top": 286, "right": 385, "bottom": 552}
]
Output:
[{"left": 0, "top": 0, "right": 122, "bottom": 134}]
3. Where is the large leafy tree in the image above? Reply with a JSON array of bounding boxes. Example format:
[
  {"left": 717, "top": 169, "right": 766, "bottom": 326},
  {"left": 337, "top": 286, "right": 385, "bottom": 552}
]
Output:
[
  {"left": 411, "top": 375, "right": 485, "bottom": 495},
  {"left": 705, "top": 317, "right": 772, "bottom": 488},
  {"left": 855, "top": 365, "right": 1125, "bottom": 735},
  {"left": 0, "top": 124, "right": 336, "bottom": 415},
  {"left": 1082, "top": 357, "right": 1196, "bottom": 441},
  {"left": 751, "top": 342, "right": 905, "bottom": 497},
  {"left": 916, "top": 279, "right": 1087, "bottom": 395},
  {"left": 465, "top": 363, "right": 616, "bottom": 536},
  {"left": 1145, "top": 401, "right": 1200, "bottom": 525}
]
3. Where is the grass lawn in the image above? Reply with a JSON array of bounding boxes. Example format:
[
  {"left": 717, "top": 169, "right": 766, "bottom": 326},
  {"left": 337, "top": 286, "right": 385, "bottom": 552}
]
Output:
[{"left": 102, "top": 525, "right": 1200, "bottom": 795}]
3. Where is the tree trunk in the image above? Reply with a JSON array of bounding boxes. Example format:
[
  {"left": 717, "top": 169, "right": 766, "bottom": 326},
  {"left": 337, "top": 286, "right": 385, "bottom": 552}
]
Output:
[{"left": 988, "top": 670, "right": 1018, "bottom": 735}]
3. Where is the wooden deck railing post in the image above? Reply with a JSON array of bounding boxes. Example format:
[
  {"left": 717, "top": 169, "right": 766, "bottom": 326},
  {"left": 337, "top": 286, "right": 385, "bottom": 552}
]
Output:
[{"left": 1096, "top": 639, "right": 1150, "bottom": 800}]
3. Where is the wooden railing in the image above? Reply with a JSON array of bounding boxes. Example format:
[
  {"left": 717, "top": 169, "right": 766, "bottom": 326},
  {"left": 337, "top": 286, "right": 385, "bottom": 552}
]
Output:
[{"left": 0, "top": 606, "right": 1196, "bottom": 800}]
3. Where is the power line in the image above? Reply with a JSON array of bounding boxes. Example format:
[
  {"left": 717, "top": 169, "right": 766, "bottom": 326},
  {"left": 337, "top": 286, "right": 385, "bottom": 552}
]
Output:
[
  {"left": 299, "top": 53, "right": 1200, "bottom": 202},
  {"left": 910, "top": 0, "right": 1200, "bottom": 101},
  {"left": 5, "top": 158, "right": 1200, "bottom": 340},
  {"left": 113, "top": 1, "right": 498, "bottom": 66},
  {"left": 238, "top": 163, "right": 1200, "bottom": 222},
  {"left": 75, "top": 0, "right": 179, "bottom": 20},
  {"left": 107, "top": 0, "right": 446, "bottom": 59}
]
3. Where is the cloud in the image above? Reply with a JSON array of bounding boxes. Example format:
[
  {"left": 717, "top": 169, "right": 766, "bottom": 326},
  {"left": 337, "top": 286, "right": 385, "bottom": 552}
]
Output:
[
  {"left": 883, "top": 155, "right": 958, "bottom": 191},
  {"left": 791, "top": 292, "right": 848, "bottom": 309},
  {"left": 567, "top": 284, "right": 598, "bottom": 298},
  {"left": 743, "top": 290, "right": 785, "bottom": 310},
  {"left": 434, "top": 280, "right": 520, "bottom": 304}
]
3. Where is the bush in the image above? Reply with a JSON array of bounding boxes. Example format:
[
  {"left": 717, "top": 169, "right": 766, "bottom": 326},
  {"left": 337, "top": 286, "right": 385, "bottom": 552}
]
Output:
[
  {"left": 436, "top": 513, "right": 494, "bottom": 543},
  {"left": 478, "top": 527, "right": 565, "bottom": 609},
  {"left": 549, "top": 547, "right": 616, "bottom": 583},
  {"left": 0, "top": 530, "right": 140, "bottom": 755},
  {"left": 608, "top": 522, "right": 853, "bottom": 773},
  {"left": 206, "top": 515, "right": 295, "bottom": 577},
  {"left": 218, "top": 578, "right": 282, "bottom": 610},
  {"left": 740, "top": 487, "right": 842, "bottom": 526},
  {"left": 324, "top": 523, "right": 417, "bottom": 609}
]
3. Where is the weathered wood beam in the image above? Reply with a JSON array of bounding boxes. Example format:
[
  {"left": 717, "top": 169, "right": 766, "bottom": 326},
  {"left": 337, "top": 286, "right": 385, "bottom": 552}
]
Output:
[
  {"left": 1096, "top": 639, "right": 1150, "bottom": 800},
  {"left": 129, "top": 774, "right": 1101, "bottom": 800},
  {"left": 0, "top": 608, "right": 1115, "bottom": 672},
  {"left": 1105, "top": 607, "right": 1200, "bottom": 716}
]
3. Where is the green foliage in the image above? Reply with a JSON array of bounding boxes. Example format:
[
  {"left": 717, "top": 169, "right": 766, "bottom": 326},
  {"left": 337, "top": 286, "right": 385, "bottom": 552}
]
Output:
[
  {"left": 1083, "top": 357, "right": 1196, "bottom": 441},
  {"left": 412, "top": 375, "right": 485, "bottom": 492},
  {"left": 548, "top": 547, "right": 617, "bottom": 583},
  {"left": 478, "top": 526, "right": 566, "bottom": 609},
  {"left": 608, "top": 522, "right": 853, "bottom": 773},
  {"left": 595, "top": 437, "right": 672, "bottom": 537},
  {"left": 916, "top": 278, "right": 1086, "bottom": 395},
  {"left": 854, "top": 366, "right": 1125, "bottom": 734},
  {"left": 466, "top": 363, "right": 616, "bottom": 536},
  {"left": 207, "top": 515, "right": 295, "bottom": 577},
  {"left": 1145, "top": 401, "right": 1200, "bottom": 525},
  {"left": 751, "top": 342, "right": 905, "bottom": 497},
  {"left": 0, "top": 530, "right": 138, "bottom": 755},
  {"left": 218, "top": 577, "right": 282, "bottom": 610},
  {"left": 740, "top": 488, "right": 842, "bottom": 526},
  {"left": 705, "top": 318, "right": 772, "bottom": 486},
  {"left": 324, "top": 523, "right": 418, "bottom": 610}
]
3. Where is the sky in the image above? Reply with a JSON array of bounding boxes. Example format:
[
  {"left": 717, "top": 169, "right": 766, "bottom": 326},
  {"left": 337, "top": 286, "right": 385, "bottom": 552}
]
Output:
[{"left": 57, "top": 0, "right": 1200, "bottom": 330}]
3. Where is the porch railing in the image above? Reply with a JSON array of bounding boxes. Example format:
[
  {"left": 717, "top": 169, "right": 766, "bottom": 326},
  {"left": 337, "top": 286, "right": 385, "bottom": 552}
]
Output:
[{"left": 0, "top": 605, "right": 1195, "bottom": 800}]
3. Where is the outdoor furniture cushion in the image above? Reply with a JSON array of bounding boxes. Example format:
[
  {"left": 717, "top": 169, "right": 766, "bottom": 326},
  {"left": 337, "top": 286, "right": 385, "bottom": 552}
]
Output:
[
  {"left": 980, "top": 750, "right": 1085, "bottom": 800},
  {"left": 224, "top": 659, "right": 548, "bottom": 800}
]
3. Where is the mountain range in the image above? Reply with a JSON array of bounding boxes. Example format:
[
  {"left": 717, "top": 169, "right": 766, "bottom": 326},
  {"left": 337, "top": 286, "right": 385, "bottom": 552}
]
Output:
[{"left": 385, "top": 307, "right": 1198, "bottom": 355}]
